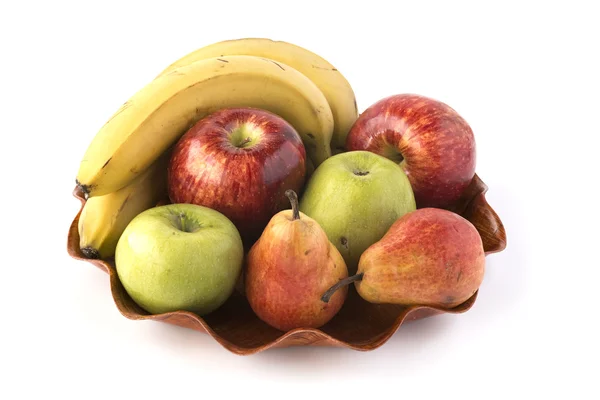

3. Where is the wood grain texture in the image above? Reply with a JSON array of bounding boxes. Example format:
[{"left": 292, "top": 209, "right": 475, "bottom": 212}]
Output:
[{"left": 66, "top": 173, "right": 506, "bottom": 355}]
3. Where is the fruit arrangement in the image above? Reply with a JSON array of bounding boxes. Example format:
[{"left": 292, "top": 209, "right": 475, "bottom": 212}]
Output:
[{"left": 68, "top": 38, "right": 507, "bottom": 354}]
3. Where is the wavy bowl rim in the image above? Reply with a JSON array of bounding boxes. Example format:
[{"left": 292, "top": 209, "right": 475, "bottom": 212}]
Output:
[{"left": 66, "top": 173, "right": 506, "bottom": 355}]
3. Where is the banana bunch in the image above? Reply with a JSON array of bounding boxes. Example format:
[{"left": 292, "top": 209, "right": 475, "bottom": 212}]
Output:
[
  {"left": 157, "top": 38, "right": 358, "bottom": 154},
  {"left": 75, "top": 38, "right": 358, "bottom": 258},
  {"left": 78, "top": 153, "right": 169, "bottom": 259}
]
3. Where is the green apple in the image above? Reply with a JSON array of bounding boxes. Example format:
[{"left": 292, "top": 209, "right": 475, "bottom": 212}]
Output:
[
  {"left": 299, "top": 150, "right": 416, "bottom": 274},
  {"left": 115, "top": 203, "right": 244, "bottom": 316}
]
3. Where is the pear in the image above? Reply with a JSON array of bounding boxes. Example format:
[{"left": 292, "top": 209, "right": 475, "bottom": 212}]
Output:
[
  {"left": 322, "top": 208, "right": 485, "bottom": 309},
  {"left": 245, "top": 190, "right": 349, "bottom": 331}
]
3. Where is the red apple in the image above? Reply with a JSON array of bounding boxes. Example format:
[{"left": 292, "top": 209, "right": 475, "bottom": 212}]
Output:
[
  {"left": 345, "top": 94, "right": 476, "bottom": 209},
  {"left": 167, "top": 108, "right": 306, "bottom": 245}
]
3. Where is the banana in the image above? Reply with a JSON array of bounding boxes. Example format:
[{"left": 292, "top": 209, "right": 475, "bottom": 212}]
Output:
[
  {"left": 158, "top": 38, "right": 358, "bottom": 153},
  {"left": 78, "top": 153, "right": 168, "bottom": 259},
  {"left": 76, "top": 55, "right": 334, "bottom": 197}
]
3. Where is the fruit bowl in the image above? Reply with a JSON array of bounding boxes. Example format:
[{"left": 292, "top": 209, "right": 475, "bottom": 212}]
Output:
[{"left": 67, "top": 173, "right": 506, "bottom": 355}]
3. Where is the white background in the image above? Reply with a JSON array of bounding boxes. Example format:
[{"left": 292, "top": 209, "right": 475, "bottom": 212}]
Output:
[{"left": 1, "top": 1, "right": 599, "bottom": 399}]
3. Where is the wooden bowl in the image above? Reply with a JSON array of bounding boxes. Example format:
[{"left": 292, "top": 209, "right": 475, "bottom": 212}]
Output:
[{"left": 66, "top": 173, "right": 506, "bottom": 355}]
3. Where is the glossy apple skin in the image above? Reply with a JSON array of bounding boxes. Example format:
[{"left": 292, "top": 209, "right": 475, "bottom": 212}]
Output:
[
  {"left": 346, "top": 94, "right": 476, "bottom": 209},
  {"left": 168, "top": 108, "right": 306, "bottom": 245},
  {"left": 356, "top": 208, "right": 485, "bottom": 309}
]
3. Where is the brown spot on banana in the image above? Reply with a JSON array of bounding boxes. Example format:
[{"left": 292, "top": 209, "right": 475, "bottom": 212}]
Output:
[
  {"left": 101, "top": 157, "right": 112, "bottom": 169},
  {"left": 261, "top": 58, "right": 285, "bottom": 70},
  {"left": 103, "top": 101, "right": 132, "bottom": 127},
  {"left": 117, "top": 194, "right": 131, "bottom": 214}
]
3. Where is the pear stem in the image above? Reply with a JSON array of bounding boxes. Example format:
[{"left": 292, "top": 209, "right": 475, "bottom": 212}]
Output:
[
  {"left": 321, "top": 273, "right": 364, "bottom": 303},
  {"left": 285, "top": 190, "right": 300, "bottom": 220}
]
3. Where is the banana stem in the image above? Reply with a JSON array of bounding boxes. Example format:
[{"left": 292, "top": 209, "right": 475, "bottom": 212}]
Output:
[
  {"left": 285, "top": 190, "right": 300, "bottom": 220},
  {"left": 321, "top": 273, "right": 364, "bottom": 303}
]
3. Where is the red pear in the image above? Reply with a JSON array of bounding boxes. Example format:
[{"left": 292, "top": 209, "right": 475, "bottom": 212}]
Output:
[
  {"left": 322, "top": 208, "right": 485, "bottom": 309},
  {"left": 246, "top": 190, "right": 348, "bottom": 331}
]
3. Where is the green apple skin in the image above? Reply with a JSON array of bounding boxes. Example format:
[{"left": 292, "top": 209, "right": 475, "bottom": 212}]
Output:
[
  {"left": 299, "top": 151, "right": 416, "bottom": 274},
  {"left": 115, "top": 203, "right": 244, "bottom": 316}
]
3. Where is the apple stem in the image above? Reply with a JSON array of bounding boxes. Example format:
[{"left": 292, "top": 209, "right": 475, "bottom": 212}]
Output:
[
  {"left": 321, "top": 273, "right": 364, "bottom": 303},
  {"left": 239, "top": 137, "right": 252, "bottom": 147},
  {"left": 178, "top": 214, "right": 186, "bottom": 232},
  {"left": 285, "top": 190, "right": 300, "bottom": 220}
]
